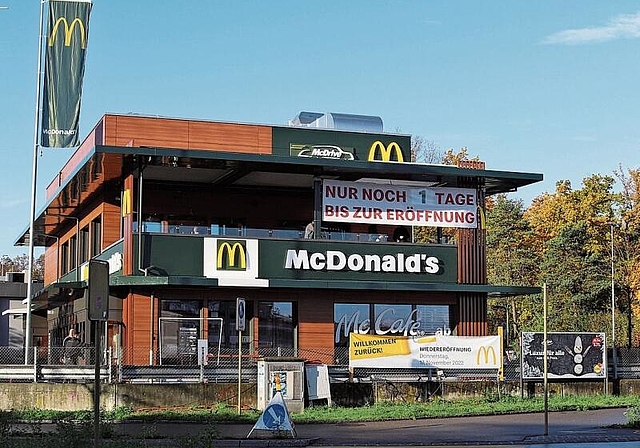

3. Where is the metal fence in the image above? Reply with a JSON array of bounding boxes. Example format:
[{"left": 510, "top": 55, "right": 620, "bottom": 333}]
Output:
[{"left": 1, "top": 345, "right": 639, "bottom": 384}]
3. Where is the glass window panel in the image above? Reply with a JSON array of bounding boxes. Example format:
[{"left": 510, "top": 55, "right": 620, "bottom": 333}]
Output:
[
  {"left": 415, "top": 305, "right": 450, "bottom": 335},
  {"left": 159, "top": 300, "right": 201, "bottom": 365},
  {"left": 258, "top": 302, "right": 294, "bottom": 352},
  {"left": 207, "top": 300, "right": 252, "bottom": 351},
  {"left": 91, "top": 217, "right": 101, "bottom": 256},
  {"left": 374, "top": 304, "right": 413, "bottom": 335},
  {"left": 334, "top": 303, "right": 370, "bottom": 347}
]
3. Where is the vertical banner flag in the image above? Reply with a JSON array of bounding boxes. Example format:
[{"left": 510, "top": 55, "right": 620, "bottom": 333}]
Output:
[{"left": 41, "top": 0, "right": 92, "bottom": 148}]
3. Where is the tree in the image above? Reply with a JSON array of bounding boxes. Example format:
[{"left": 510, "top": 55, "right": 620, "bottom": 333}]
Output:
[
  {"left": 541, "top": 221, "right": 610, "bottom": 331},
  {"left": 442, "top": 147, "right": 480, "bottom": 166},
  {"left": 613, "top": 167, "right": 640, "bottom": 345},
  {"left": 411, "top": 136, "right": 444, "bottom": 164},
  {"left": 486, "top": 194, "right": 540, "bottom": 345},
  {"left": 0, "top": 253, "right": 44, "bottom": 281}
]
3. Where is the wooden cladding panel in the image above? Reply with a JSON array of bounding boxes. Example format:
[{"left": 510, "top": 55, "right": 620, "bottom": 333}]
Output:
[
  {"left": 122, "top": 292, "right": 152, "bottom": 365},
  {"left": 101, "top": 202, "right": 122, "bottom": 248},
  {"left": 457, "top": 228, "right": 487, "bottom": 284},
  {"left": 101, "top": 115, "right": 272, "bottom": 154},
  {"left": 298, "top": 295, "right": 334, "bottom": 364},
  {"left": 188, "top": 121, "right": 272, "bottom": 154},
  {"left": 457, "top": 293, "right": 488, "bottom": 336},
  {"left": 457, "top": 185, "right": 486, "bottom": 285},
  {"left": 112, "top": 115, "right": 191, "bottom": 149},
  {"left": 43, "top": 246, "right": 59, "bottom": 286}
]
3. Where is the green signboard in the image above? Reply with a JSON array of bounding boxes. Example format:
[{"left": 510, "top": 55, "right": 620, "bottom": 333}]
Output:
[
  {"left": 258, "top": 240, "right": 456, "bottom": 283},
  {"left": 272, "top": 127, "right": 411, "bottom": 162}
]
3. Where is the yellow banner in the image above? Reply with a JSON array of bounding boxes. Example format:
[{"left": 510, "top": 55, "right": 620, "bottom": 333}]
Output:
[
  {"left": 349, "top": 333, "right": 502, "bottom": 369},
  {"left": 349, "top": 334, "right": 411, "bottom": 360}
]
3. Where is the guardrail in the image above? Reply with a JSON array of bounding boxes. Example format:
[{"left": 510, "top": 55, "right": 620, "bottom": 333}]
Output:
[
  {"left": 2, "top": 346, "right": 640, "bottom": 384},
  {"left": 0, "top": 364, "right": 37, "bottom": 382}
]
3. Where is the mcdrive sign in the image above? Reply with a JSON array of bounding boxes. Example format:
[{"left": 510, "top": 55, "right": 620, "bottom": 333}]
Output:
[
  {"left": 259, "top": 240, "right": 456, "bottom": 283},
  {"left": 323, "top": 180, "right": 478, "bottom": 228}
]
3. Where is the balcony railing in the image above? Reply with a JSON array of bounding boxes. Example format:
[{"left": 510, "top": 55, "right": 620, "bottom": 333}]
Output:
[{"left": 134, "top": 222, "right": 390, "bottom": 243}]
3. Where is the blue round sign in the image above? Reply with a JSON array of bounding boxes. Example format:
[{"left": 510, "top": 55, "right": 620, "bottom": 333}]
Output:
[{"left": 263, "top": 403, "right": 286, "bottom": 429}]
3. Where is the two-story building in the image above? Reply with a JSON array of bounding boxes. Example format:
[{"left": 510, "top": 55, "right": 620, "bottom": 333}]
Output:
[{"left": 16, "top": 112, "right": 542, "bottom": 369}]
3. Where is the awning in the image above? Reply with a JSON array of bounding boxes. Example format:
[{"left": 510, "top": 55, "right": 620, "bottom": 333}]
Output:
[{"left": 1, "top": 308, "right": 27, "bottom": 316}]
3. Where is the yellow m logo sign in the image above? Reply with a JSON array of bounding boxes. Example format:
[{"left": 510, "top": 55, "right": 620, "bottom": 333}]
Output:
[
  {"left": 476, "top": 345, "right": 497, "bottom": 366},
  {"left": 217, "top": 241, "right": 247, "bottom": 270},
  {"left": 121, "top": 189, "right": 132, "bottom": 217},
  {"left": 367, "top": 141, "right": 404, "bottom": 162},
  {"left": 477, "top": 206, "right": 486, "bottom": 230},
  {"left": 48, "top": 17, "right": 87, "bottom": 49}
]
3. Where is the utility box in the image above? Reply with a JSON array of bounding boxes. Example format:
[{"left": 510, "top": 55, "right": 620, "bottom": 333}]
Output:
[{"left": 257, "top": 357, "right": 305, "bottom": 413}]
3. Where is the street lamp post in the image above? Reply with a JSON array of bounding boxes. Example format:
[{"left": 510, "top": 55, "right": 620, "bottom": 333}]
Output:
[{"left": 610, "top": 223, "right": 615, "bottom": 349}]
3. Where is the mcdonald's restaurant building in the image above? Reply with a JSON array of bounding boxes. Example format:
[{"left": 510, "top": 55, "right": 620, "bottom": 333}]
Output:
[{"left": 17, "top": 113, "right": 542, "bottom": 372}]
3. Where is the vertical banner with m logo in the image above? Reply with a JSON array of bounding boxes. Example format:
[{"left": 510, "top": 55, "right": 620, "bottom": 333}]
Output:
[{"left": 41, "top": 0, "right": 92, "bottom": 148}]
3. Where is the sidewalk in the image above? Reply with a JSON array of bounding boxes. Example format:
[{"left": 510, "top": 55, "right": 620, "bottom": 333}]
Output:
[{"left": 112, "top": 408, "right": 640, "bottom": 446}]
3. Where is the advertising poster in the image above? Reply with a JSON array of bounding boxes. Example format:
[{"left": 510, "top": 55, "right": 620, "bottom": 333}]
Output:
[
  {"left": 521, "top": 332, "right": 606, "bottom": 379},
  {"left": 349, "top": 333, "right": 501, "bottom": 370}
]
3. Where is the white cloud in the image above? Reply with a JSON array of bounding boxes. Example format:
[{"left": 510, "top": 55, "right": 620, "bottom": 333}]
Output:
[{"left": 542, "top": 12, "right": 640, "bottom": 45}]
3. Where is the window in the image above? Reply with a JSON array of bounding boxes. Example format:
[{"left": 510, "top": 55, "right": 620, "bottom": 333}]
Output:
[
  {"left": 333, "top": 302, "right": 451, "bottom": 358},
  {"left": 91, "top": 217, "right": 101, "bottom": 256},
  {"left": 415, "top": 305, "right": 450, "bottom": 335},
  {"left": 207, "top": 300, "right": 253, "bottom": 351},
  {"left": 159, "top": 300, "right": 201, "bottom": 364},
  {"left": 374, "top": 304, "right": 413, "bottom": 335},
  {"left": 334, "top": 303, "right": 370, "bottom": 347},
  {"left": 79, "top": 226, "right": 89, "bottom": 264},
  {"left": 69, "top": 235, "right": 77, "bottom": 270},
  {"left": 61, "top": 241, "right": 69, "bottom": 275},
  {"left": 258, "top": 301, "right": 295, "bottom": 355}
]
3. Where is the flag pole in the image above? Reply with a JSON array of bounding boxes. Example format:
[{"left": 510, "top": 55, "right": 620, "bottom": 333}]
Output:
[{"left": 25, "top": 0, "right": 46, "bottom": 364}]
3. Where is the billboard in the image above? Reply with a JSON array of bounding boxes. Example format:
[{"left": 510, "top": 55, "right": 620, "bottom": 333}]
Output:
[
  {"left": 349, "top": 333, "right": 501, "bottom": 370},
  {"left": 521, "top": 332, "right": 606, "bottom": 379},
  {"left": 323, "top": 180, "right": 478, "bottom": 228}
]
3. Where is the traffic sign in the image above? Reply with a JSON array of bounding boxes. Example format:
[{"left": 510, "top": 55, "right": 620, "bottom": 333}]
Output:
[
  {"left": 236, "top": 297, "right": 246, "bottom": 332},
  {"left": 88, "top": 259, "right": 109, "bottom": 321}
]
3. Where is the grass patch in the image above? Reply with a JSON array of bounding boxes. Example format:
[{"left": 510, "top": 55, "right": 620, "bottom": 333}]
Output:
[{"left": 5, "top": 395, "right": 640, "bottom": 427}]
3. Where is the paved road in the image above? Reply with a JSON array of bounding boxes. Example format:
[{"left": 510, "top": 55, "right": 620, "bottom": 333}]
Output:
[{"left": 111, "top": 407, "right": 640, "bottom": 446}]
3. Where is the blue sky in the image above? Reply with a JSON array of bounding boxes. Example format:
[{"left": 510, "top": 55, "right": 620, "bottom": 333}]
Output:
[{"left": 0, "top": 1, "right": 638, "bottom": 258}]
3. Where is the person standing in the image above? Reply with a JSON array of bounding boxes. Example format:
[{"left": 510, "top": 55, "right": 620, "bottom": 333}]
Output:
[{"left": 62, "top": 328, "right": 82, "bottom": 364}]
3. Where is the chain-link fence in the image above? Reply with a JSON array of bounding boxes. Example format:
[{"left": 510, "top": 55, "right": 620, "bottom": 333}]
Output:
[
  {"left": 2, "top": 345, "right": 640, "bottom": 384},
  {"left": 0, "top": 346, "right": 110, "bottom": 383}
]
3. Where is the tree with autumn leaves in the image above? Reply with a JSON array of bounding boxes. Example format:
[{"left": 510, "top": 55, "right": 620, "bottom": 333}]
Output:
[
  {"left": 486, "top": 168, "right": 640, "bottom": 348},
  {"left": 411, "top": 137, "right": 640, "bottom": 347}
]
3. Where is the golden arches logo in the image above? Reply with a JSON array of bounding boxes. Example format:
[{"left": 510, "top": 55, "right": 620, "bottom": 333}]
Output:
[
  {"left": 477, "top": 206, "right": 486, "bottom": 230},
  {"left": 476, "top": 345, "right": 497, "bottom": 365},
  {"left": 217, "top": 241, "right": 247, "bottom": 270},
  {"left": 121, "top": 189, "right": 132, "bottom": 217},
  {"left": 49, "top": 17, "right": 87, "bottom": 49},
  {"left": 367, "top": 141, "right": 404, "bottom": 163}
]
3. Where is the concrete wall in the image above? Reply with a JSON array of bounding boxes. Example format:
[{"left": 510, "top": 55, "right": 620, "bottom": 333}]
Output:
[
  {"left": 0, "top": 383, "right": 258, "bottom": 412},
  {"left": 0, "top": 380, "right": 637, "bottom": 412}
]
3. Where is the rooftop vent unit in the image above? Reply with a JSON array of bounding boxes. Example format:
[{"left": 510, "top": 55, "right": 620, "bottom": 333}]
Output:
[{"left": 288, "top": 111, "right": 383, "bottom": 133}]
